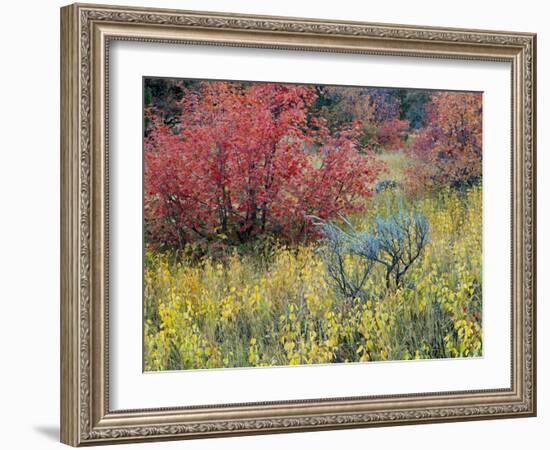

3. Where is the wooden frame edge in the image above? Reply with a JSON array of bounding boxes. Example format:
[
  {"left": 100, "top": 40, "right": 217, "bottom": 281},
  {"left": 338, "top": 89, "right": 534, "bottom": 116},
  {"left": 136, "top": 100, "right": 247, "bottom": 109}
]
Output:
[{"left": 61, "top": 3, "right": 80, "bottom": 447}]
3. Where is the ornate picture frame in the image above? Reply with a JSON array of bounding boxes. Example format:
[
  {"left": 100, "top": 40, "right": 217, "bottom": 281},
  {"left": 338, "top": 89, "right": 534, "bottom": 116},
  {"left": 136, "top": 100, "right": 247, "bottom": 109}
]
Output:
[{"left": 60, "top": 3, "right": 536, "bottom": 446}]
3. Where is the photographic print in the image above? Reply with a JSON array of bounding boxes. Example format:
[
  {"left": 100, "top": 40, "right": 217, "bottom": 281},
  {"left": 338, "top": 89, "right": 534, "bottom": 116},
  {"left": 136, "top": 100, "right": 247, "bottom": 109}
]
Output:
[{"left": 143, "top": 78, "right": 483, "bottom": 371}]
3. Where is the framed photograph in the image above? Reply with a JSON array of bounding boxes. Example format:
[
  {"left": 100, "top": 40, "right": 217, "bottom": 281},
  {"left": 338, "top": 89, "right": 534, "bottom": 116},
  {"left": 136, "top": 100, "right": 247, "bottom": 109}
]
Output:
[{"left": 60, "top": 3, "right": 536, "bottom": 446}]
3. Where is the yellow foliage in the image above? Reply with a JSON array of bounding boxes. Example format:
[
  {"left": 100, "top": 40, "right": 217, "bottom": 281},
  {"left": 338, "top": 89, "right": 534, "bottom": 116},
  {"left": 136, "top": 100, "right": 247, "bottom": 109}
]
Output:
[{"left": 144, "top": 186, "right": 482, "bottom": 371}]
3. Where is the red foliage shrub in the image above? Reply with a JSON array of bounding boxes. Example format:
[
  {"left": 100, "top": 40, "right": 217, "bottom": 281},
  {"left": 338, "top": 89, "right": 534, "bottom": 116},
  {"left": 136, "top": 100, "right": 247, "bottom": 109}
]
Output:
[
  {"left": 144, "top": 81, "right": 383, "bottom": 249},
  {"left": 374, "top": 118, "right": 410, "bottom": 151},
  {"left": 406, "top": 92, "right": 482, "bottom": 191}
]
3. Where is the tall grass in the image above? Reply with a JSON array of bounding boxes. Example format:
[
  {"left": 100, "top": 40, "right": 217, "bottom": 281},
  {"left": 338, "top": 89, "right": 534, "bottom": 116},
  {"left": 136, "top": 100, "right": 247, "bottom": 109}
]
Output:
[
  {"left": 375, "top": 149, "right": 409, "bottom": 182},
  {"left": 144, "top": 185, "right": 482, "bottom": 371}
]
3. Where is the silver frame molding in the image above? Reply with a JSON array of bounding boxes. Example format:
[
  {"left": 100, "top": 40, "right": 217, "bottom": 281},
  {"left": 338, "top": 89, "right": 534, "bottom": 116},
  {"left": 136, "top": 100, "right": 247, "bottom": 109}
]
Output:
[{"left": 61, "top": 3, "right": 536, "bottom": 446}]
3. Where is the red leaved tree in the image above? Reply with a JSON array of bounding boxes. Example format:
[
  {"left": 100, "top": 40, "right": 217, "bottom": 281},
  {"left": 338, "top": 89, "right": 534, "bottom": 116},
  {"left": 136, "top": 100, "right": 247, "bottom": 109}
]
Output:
[
  {"left": 374, "top": 118, "right": 410, "bottom": 151},
  {"left": 406, "top": 91, "right": 482, "bottom": 190},
  {"left": 144, "top": 81, "right": 383, "bottom": 249}
]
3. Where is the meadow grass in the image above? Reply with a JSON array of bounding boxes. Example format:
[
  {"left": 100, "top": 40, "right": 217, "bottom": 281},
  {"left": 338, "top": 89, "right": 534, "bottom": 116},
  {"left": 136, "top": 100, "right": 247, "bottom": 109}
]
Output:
[
  {"left": 144, "top": 183, "right": 482, "bottom": 371},
  {"left": 375, "top": 149, "right": 409, "bottom": 181}
]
